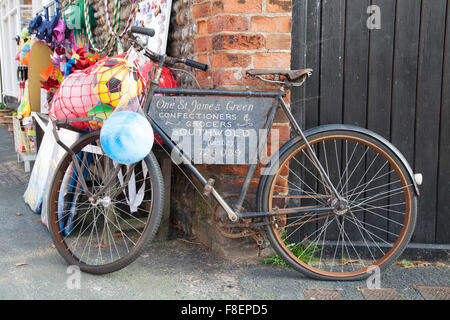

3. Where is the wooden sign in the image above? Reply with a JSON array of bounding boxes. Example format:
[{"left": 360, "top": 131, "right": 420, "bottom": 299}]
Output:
[{"left": 149, "top": 96, "right": 274, "bottom": 164}]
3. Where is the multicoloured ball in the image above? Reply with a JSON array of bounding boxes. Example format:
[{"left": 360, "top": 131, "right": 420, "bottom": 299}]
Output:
[{"left": 95, "top": 58, "right": 143, "bottom": 108}]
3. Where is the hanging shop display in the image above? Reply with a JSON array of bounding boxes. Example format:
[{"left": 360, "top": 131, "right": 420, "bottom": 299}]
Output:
[
  {"left": 13, "top": 0, "right": 178, "bottom": 218},
  {"left": 135, "top": 0, "right": 172, "bottom": 54}
]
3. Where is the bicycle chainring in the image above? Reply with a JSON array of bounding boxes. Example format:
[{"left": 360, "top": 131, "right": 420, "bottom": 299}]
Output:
[{"left": 211, "top": 194, "right": 262, "bottom": 239}]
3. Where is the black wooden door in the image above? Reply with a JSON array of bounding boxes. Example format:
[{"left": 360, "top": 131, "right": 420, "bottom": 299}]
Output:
[{"left": 291, "top": 0, "right": 450, "bottom": 244}]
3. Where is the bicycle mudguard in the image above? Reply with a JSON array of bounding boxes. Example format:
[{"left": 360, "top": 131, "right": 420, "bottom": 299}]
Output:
[{"left": 257, "top": 124, "right": 420, "bottom": 198}]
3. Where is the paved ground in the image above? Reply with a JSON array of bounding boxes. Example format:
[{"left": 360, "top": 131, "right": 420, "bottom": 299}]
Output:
[
  {"left": 0, "top": 125, "right": 16, "bottom": 163},
  {"left": 0, "top": 125, "right": 449, "bottom": 300}
]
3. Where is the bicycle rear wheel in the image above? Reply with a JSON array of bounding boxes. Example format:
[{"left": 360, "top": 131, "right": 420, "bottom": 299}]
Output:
[
  {"left": 259, "top": 129, "right": 417, "bottom": 281},
  {"left": 47, "top": 131, "right": 164, "bottom": 274}
]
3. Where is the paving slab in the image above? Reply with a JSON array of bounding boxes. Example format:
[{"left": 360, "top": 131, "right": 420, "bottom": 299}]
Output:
[
  {"left": 414, "top": 286, "right": 450, "bottom": 300},
  {"left": 302, "top": 289, "right": 343, "bottom": 300},
  {"left": 360, "top": 288, "right": 404, "bottom": 300}
]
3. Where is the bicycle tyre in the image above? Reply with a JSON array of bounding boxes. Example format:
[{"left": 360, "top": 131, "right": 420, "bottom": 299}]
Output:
[
  {"left": 47, "top": 130, "right": 164, "bottom": 274},
  {"left": 258, "top": 129, "right": 417, "bottom": 281}
]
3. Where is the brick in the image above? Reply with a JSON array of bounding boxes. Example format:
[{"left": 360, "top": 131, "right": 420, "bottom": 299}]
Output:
[
  {"left": 260, "top": 154, "right": 289, "bottom": 177},
  {"left": 213, "top": 70, "right": 243, "bottom": 86},
  {"left": 208, "top": 15, "right": 249, "bottom": 33},
  {"left": 212, "top": 34, "right": 265, "bottom": 50},
  {"left": 196, "top": 53, "right": 209, "bottom": 64},
  {"left": 274, "top": 108, "right": 289, "bottom": 124},
  {"left": 222, "top": 177, "right": 259, "bottom": 194},
  {"left": 193, "top": 1, "right": 212, "bottom": 20},
  {"left": 277, "top": 161, "right": 290, "bottom": 177},
  {"left": 254, "top": 52, "right": 291, "bottom": 69},
  {"left": 210, "top": 53, "right": 251, "bottom": 68},
  {"left": 250, "top": 16, "right": 292, "bottom": 33},
  {"left": 212, "top": 70, "right": 264, "bottom": 86},
  {"left": 195, "top": 70, "right": 213, "bottom": 87},
  {"left": 212, "top": 0, "right": 262, "bottom": 14},
  {"left": 273, "top": 178, "right": 289, "bottom": 193},
  {"left": 197, "top": 20, "right": 208, "bottom": 35},
  {"left": 270, "top": 125, "right": 291, "bottom": 142},
  {"left": 262, "top": 143, "right": 283, "bottom": 159},
  {"left": 194, "top": 36, "right": 212, "bottom": 52},
  {"left": 221, "top": 165, "right": 251, "bottom": 176},
  {"left": 266, "top": 0, "right": 292, "bottom": 13},
  {"left": 266, "top": 34, "right": 292, "bottom": 50}
]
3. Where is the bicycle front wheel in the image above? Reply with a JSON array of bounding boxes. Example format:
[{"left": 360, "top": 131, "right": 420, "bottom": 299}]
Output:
[
  {"left": 47, "top": 131, "right": 164, "bottom": 274},
  {"left": 259, "top": 129, "right": 417, "bottom": 281}
]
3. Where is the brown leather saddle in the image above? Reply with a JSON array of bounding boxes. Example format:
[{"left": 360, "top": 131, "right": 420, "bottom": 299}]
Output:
[{"left": 246, "top": 68, "right": 313, "bottom": 82}]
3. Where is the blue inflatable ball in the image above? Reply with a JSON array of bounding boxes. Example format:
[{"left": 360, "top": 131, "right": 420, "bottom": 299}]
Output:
[{"left": 100, "top": 111, "right": 154, "bottom": 165}]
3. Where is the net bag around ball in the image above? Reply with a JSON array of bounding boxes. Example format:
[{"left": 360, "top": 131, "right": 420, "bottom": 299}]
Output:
[
  {"left": 49, "top": 56, "right": 145, "bottom": 129},
  {"left": 99, "top": 50, "right": 156, "bottom": 165}
]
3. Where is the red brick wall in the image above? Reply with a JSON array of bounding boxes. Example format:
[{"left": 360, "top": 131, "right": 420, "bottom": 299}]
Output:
[
  {"left": 193, "top": 0, "right": 292, "bottom": 90},
  {"left": 170, "top": 1, "right": 293, "bottom": 258},
  {"left": 191, "top": 0, "right": 292, "bottom": 198}
]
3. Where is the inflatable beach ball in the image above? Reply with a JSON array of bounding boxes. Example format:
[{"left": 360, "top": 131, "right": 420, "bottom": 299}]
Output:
[{"left": 100, "top": 111, "right": 154, "bottom": 165}]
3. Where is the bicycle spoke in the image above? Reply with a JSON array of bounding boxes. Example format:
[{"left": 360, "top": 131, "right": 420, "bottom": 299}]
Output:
[
  {"left": 267, "top": 134, "right": 415, "bottom": 278},
  {"left": 50, "top": 135, "right": 157, "bottom": 268}
]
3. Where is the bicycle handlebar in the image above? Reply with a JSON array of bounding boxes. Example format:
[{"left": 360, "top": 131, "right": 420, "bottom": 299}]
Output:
[
  {"left": 183, "top": 59, "right": 208, "bottom": 71},
  {"left": 128, "top": 30, "right": 209, "bottom": 71}
]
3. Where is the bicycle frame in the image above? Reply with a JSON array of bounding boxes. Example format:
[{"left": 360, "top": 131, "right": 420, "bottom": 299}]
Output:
[
  {"left": 138, "top": 60, "right": 340, "bottom": 223},
  {"left": 52, "top": 56, "right": 341, "bottom": 224}
]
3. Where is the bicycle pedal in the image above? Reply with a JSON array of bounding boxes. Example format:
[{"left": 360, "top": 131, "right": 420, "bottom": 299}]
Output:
[
  {"left": 252, "top": 234, "right": 265, "bottom": 248},
  {"left": 203, "top": 178, "right": 215, "bottom": 196}
]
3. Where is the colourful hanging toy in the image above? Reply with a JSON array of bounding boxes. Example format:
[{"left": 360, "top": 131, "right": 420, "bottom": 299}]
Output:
[
  {"left": 49, "top": 55, "right": 178, "bottom": 130},
  {"left": 17, "top": 81, "right": 31, "bottom": 118},
  {"left": 19, "top": 40, "right": 31, "bottom": 66}
]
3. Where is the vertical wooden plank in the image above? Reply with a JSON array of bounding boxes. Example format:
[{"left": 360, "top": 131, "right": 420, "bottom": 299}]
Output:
[
  {"left": 414, "top": 0, "right": 447, "bottom": 243},
  {"left": 391, "top": 0, "right": 421, "bottom": 165},
  {"left": 366, "top": 0, "right": 396, "bottom": 242},
  {"left": 343, "top": 0, "right": 370, "bottom": 127},
  {"left": 295, "top": 0, "right": 323, "bottom": 243},
  {"left": 367, "top": 0, "right": 395, "bottom": 141},
  {"left": 390, "top": 0, "right": 422, "bottom": 242},
  {"left": 436, "top": 2, "right": 450, "bottom": 244},
  {"left": 290, "top": 0, "right": 309, "bottom": 244},
  {"left": 303, "top": 0, "right": 322, "bottom": 130},
  {"left": 342, "top": 0, "right": 371, "bottom": 241},
  {"left": 291, "top": 0, "right": 307, "bottom": 127},
  {"left": 317, "top": 0, "right": 346, "bottom": 244},
  {"left": 320, "top": 0, "right": 345, "bottom": 125}
]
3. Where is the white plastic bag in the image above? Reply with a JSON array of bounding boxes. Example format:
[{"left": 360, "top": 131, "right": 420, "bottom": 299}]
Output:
[{"left": 23, "top": 122, "right": 79, "bottom": 227}]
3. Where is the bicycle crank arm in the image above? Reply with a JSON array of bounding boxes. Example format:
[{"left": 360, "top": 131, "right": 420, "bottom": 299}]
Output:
[{"left": 210, "top": 188, "right": 239, "bottom": 222}]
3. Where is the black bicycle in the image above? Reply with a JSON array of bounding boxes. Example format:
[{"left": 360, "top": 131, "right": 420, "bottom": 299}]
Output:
[{"left": 47, "top": 27, "right": 421, "bottom": 281}]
